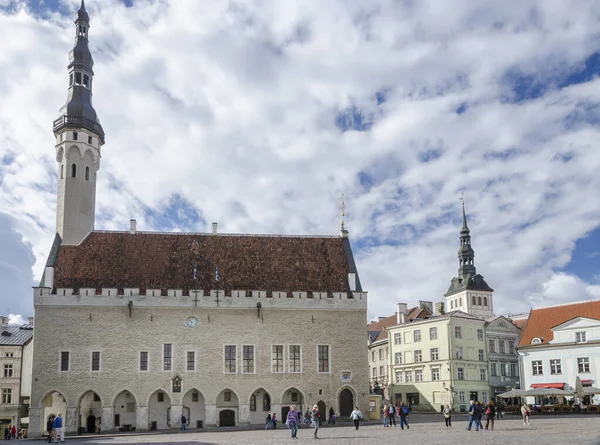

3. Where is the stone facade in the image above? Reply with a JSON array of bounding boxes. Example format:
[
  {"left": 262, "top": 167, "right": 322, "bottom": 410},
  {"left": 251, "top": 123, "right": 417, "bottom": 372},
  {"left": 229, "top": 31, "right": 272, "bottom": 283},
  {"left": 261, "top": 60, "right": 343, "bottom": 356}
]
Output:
[
  {"left": 486, "top": 316, "right": 521, "bottom": 398},
  {"left": 30, "top": 301, "right": 368, "bottom": 436}
]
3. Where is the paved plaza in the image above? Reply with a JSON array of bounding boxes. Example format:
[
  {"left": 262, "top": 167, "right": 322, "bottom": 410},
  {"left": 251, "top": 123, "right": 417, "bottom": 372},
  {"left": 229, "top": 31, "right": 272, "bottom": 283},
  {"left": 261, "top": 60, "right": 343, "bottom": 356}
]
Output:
[{"left": 51, "top": 415, "right": 600, "bottom": 445}]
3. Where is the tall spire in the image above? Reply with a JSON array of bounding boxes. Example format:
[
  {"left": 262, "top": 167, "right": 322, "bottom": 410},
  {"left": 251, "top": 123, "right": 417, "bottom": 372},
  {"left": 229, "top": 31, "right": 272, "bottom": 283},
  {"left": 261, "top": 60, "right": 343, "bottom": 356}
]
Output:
[
  {"left": 457, "top": 199, "right": 476, "bottom": 278},
  {"left": 53, "top": 0, "right": 104, "bottom": 144}
]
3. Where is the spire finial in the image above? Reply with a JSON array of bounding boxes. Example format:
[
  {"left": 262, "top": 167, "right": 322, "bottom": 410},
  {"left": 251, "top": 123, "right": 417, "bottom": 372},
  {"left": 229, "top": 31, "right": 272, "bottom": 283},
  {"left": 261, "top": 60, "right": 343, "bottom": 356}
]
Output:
[
  {"left": 340, "top": 193, "right": 346, "bottom": 231},
  {"left": 460, "top": 192, "right": 468, "bottom": 230}
]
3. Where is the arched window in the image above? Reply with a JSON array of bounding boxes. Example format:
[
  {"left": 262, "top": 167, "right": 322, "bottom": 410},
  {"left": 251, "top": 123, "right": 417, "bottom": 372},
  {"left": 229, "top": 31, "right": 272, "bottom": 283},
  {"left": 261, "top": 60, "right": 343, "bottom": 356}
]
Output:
[
  {"left": 472, "top": 296, "right": 476, "bottom": 306},
  {"left": 478, "top": 296, "right": 482, "bottom": 306},
  {"left": 483, "top": 297, "right": 488, "bottom": 307},
  {"left": 249, "top": 394, "right": 256, "bottom": 412},
  {"left": 71, "top": 163, "right": 76, "bottom": 178},
  {"left": 459, "top": 298, "right": 462, "bottom": 306},
  {"left": 60, "top": 164, "right": 64, "bottom": 179},
  {"left": 85, "top": 166, "right": 90, "bottom": 181},
  {"left": 263, "top": 394, "right": 271, "bottom": 412}
]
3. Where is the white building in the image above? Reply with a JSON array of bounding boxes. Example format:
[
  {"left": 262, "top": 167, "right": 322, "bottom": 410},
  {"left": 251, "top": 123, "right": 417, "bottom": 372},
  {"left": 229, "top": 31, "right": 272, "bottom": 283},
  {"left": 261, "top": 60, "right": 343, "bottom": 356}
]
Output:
[
  {"left": 518, "top": 300, "right": 600, "bottom": 405},
  {"left": 29, "top": 2, "right": 369, "bottom": 437},
  {"left": 0, "top": 317, "right": 34, "bottom": 437},
  {"left": 487, "top": 316, "right": 521, "bottom": 398}
]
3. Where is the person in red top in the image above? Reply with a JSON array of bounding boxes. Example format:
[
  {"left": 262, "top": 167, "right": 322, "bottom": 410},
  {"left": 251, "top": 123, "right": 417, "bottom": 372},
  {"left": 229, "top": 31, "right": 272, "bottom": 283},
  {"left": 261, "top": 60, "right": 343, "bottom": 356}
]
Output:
[{"left": 10, "top": 424, "right": 17, "bottom": 439}]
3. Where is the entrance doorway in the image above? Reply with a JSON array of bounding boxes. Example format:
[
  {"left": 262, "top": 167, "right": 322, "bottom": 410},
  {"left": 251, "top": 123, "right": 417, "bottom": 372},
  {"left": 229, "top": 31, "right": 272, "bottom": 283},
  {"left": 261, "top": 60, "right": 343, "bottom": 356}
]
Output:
[
  {"left": 339, "top": 388, "right": 353, "bottom": 417},
  {"left": 316, "top": 401, "right": 326, "bottom": 424},
  {"left": 219, "top": 410, "right": 235, "bottom": 427},
  {"left": 86, "top": 415, "right": 96, "bottom": 433}
]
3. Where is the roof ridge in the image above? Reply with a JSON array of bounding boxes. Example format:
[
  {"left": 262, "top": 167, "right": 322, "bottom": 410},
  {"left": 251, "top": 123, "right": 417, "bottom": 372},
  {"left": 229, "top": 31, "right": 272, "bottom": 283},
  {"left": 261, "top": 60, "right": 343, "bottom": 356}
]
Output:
[
  {"left": 90, "top": 230, "right": 340, "bottom": 239},
  {"left": 531, "top": 298, "right": 600, "bottom": 311}
]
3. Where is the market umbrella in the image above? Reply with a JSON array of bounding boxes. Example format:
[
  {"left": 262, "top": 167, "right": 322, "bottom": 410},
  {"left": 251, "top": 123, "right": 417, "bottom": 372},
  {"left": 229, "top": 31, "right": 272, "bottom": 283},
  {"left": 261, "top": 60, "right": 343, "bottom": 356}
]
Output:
[
  {"left": 523, "top": 387, "right": 573, "bottom": 397},
  {"left": 576, "top": 376, "right": 585, "bottom": 400},
  {"left": 583, "top": 386, "right": 600, "bottom": 395},
  {"left": 496, "top": 389, "right": 526, "bottom": 398}
]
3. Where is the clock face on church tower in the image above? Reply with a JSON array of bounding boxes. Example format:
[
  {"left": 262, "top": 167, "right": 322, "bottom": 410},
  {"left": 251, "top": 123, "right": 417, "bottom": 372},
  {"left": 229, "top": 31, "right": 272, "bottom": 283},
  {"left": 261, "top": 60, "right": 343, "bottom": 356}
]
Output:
[{"left": 186, "top": 316, "right": 198, "bottom": 328}]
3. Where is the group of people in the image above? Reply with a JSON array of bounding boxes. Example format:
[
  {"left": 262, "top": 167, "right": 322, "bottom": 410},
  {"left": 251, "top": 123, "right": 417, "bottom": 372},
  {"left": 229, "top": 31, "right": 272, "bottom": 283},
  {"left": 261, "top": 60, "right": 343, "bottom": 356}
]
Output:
[
  {"left": 2, "top": 424, "right": 17, "bottom": 440},
  {"left": 466, "top": 400, "right": 498, "bottom": 431},
  {"left": 381, "top": 403, "right": 410, "bottom": 429},
  {"left": 272, "top": 404, "right": 363, "bottom": 439},
  {"left": 44, "top": 413, "right": 64, "bottom": 443}
]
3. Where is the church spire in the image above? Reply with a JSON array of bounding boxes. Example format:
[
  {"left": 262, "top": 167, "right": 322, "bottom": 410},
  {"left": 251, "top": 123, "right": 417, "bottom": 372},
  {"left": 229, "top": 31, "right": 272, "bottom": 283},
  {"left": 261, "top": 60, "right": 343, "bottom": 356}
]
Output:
[
  {"left": 457, "top": 199, "right": 476, "bottom": 278},
  {"left": 53, "top": 0, "right": 104, "bottom": 144}
]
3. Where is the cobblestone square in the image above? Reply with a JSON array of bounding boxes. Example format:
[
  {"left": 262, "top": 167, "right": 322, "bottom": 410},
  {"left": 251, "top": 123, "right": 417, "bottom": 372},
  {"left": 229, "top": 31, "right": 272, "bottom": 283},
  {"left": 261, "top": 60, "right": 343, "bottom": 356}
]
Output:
[{"left": 61, "top": 415, "right": 600, "bottom": 445}]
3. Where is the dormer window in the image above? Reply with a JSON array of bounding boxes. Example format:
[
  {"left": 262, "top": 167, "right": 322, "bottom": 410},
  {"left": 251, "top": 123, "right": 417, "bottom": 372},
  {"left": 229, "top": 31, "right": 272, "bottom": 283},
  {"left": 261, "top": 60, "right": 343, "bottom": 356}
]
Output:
[{"left": 576, "top": 332, "right": 587, "bottom": 343}]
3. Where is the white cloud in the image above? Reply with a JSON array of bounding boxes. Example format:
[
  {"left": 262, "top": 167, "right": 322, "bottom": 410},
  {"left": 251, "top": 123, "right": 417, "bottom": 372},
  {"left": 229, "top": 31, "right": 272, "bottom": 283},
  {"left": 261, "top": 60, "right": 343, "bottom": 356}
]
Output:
[
  {"left": 8, "top": 314, "right": 28, "bottom": 326},
  {"left": 0, "top": 0, "right": 599, "bottom": 320}
]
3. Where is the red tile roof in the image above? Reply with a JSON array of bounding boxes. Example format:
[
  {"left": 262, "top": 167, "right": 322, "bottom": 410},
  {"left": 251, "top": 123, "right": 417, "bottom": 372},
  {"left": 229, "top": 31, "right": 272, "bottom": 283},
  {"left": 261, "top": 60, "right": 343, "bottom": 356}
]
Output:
[
  {"left": 367, "top": 306, "right": 433, "bottom": 342},
  {"left": 52, "top": 231, "right": 360, "bottom": 295},
  {"left": 518, "top": 300, "right": 600, "bottom": 347}
]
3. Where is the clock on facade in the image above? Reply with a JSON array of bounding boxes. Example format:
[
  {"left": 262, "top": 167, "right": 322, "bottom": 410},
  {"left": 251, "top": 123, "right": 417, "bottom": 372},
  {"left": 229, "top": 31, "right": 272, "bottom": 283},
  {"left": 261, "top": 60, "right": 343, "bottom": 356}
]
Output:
[{"left": 186, "top": 316, "right": 198, "bottom": 328}]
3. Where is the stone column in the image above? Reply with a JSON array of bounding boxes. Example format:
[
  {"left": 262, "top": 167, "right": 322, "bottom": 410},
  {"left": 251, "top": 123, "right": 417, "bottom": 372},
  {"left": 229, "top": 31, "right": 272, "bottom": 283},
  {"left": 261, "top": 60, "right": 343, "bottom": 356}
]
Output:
[
  {"left": 65, "top": 406, "right": 78, "bottom": 434},
  {"left": 238, "top": 403, "right": 250, "bottom": 425},
  {"left": 170, "top": 404, "right": 183, "bottom": 429},
  {"left": 101, "top": 406, "right": 114, "bottom": 432},
  {"left": 136, "top": 406, "right": 149, "bottom": 431},
  {"left": 204, "top": 404, "right": 217, "bottom": 427},
  {"left": 29, "top": 408, "right": 42, "bottom": 438},
  {"left": 272, "top": 403, "right": 282, "bottom": 421}
]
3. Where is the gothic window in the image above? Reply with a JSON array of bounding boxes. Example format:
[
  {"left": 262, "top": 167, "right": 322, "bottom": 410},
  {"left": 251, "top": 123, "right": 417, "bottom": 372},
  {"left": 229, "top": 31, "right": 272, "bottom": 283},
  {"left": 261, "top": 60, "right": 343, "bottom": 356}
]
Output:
[
  {"left": 478, "top": 296, "right": 482, "bottom": 306},
  {"left": 85, "top": 166, "right": 90, "bottom": 181},
  {"left": 83, "top": 74, "right": 90, "bottom": 88},
  {"left": 263, "top": 394, "right": 271, "bottom": 411},
  {"left": 172, "top": 376, "right": 181, "bottom": 393},
  {"left": 71, "top": 163, "right": 76, "bottom": 178},
  {"left": 472, "top": 296, "right": 476, "bottom": 305},
  {"left": 73, "top": 131, "right": 78, "bottom": 140},
  {"left": 75, "top": 72, "right": 82, "bottom": 85},
  {"left": 483, "top": 297, "right": 488, "bottom": 306},
  {"left": 249, "top": 394, "right": 256, "bottom": 412}
]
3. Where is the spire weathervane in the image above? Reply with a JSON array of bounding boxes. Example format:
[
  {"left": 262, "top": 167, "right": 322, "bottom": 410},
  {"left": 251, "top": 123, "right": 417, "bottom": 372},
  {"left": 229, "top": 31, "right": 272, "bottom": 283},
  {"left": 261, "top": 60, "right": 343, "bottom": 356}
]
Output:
[{"left": 340, "top": 193, "right": 346, "bottom": 231}]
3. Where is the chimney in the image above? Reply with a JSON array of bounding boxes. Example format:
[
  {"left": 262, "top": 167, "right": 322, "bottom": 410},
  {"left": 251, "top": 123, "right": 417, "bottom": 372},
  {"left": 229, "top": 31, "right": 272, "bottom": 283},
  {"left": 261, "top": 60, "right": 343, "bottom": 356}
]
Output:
[
  {"left": 27, "top": 317, "right": 34, "bottom": 326},
  {"left": 419, "top": 301, "right": 434, "bottom": 312},
  {"left": 129, "top": 219, "right": 137, "bottom": 234},
  {"left": 212, "top": 222, "right": 218, "bottom": 234},
  {"left": 396, "top": 303, "right": 408, "bottom": 324},
  {"left": 435, "top": 302, "right": 445, "bottom": 316}
]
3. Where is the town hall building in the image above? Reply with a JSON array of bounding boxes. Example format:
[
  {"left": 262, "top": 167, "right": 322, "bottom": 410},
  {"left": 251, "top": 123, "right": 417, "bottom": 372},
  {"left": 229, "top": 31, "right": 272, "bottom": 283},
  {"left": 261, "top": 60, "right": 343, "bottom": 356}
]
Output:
[{"left": 29, "top": 2, "right": 368, "bottom": 436}]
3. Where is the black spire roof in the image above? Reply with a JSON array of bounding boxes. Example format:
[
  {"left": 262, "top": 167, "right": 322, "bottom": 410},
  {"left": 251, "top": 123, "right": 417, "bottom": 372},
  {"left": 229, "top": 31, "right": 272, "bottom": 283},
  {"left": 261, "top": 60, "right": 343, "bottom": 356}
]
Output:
[
  {"left": 444, "top": 202, "right": 493, "bottom": 297},
  {"left": 53, "top": 0, "right": 105, "bottom": 144}
]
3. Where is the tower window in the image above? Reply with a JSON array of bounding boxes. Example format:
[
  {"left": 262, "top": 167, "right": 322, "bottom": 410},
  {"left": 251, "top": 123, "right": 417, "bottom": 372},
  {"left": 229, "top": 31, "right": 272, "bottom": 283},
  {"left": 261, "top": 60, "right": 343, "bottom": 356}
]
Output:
[
  {"left": 484, "top": 297, "right": 488, "bottom": 306},
  {"left": 83, "top": 74, "right": 89, "bottom": 88},
  {"left": 85, "top": 166, "right": 90, "bottom": 181},
  {"left": 88, "top": 135, "right": 93, "bottom": 144},
  {"left": 69, "top": 73, "right": 73, "bottom": 86},
  {"left": 75, "top": 72, "right": 82, "bottom": 85},
  {"left": 60, "top": 165, "right": 64, "bottom": 179},
  {"left": 71, "top": 163, "right": 77, "bottom": 178},
  {"left": 472, "top": 296, "right": 476, "bottom": 305},
  {"left": 478, "top": 296, "right": 482, "bottom": 306},
  {"left": 73, "top": 131, "right": 78, "bottom": 140}
]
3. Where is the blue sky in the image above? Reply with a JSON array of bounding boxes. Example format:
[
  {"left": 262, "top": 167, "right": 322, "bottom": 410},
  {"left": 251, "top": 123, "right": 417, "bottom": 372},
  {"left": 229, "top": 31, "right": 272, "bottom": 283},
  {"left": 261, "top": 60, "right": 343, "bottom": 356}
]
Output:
[{"left": 0, "top": 0, "right": 599, "bottom": 321}]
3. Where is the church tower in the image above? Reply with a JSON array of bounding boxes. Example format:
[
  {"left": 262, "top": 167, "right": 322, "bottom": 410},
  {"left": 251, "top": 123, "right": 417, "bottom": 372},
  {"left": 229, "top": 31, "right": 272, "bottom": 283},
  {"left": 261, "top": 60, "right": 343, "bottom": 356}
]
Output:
[
  {"left": 444, "top": 202, "right": 494, "bottom": 319},
  {"left": 53, "top": 0, "right": 104, "bottom": 245}
]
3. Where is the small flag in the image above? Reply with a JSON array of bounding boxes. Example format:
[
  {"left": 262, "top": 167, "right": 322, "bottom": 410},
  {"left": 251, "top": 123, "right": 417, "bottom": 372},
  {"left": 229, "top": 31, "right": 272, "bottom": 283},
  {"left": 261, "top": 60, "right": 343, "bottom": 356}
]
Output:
[
  {"left": 193, "top": 263, "right": 197, "bottom": 280},
  {"left": 215, "top": 266, "right": 219, "bottom": 282}
]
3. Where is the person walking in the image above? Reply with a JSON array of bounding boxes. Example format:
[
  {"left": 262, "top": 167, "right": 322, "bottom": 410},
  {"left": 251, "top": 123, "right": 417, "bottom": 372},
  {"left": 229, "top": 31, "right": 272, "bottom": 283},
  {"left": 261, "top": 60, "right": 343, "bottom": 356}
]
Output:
[
  {"left": 399, "top": 402, "right": 410, "bottom": 430},
  {"left": 181, "top": 414, "right": 187, "bottom": 431},
  {"left": 496, "top": 401, "right": 504, "bottom": 419},
  {"left": 443, "top": 404, "right": 452, "bottom": 427},
  {"left": 521, "top": 403, "right": 530, "bottom": 426},
  {"left": 475, "top": 401, "right": 484, "bottom": 430},
  {"left": 466, "top": 400, "right": 478, "bottom": 431},
  {"left": 303, "top": 410, "right": 311, "bottom": 425},
  {"left": 382, "top": 404, "right": 389, "bottom": 427},
  {"left": 350, "top": 406, "right": 363, "bottom": 430},
  {"left": 53, "top": 413, "right": 64, "bottom": 442},
  {"left": 10, "top": 423, "right": 16, "bottom": 439},
  {"left": 311, "top": 405, "right": 320, "bottom": 439},
  {"left": 287, "top": 405, "right": 299, "bottom": 439},
  {"left": 388, "top": 404, "right": 397, "bottom": 426},
  {"left": 265, "top": 413, "right": 272, "bottom": 430},
  {"left": 45, "top": 416, "right": 55, "bottom": 443},
  {"left": 328, "top": 407, "right": 335, "bottom": 424},
  {"left": 484, "top": 401, "right": 496, "bottom": 430},
  {"left": 272, "top": 412, "right": 278, "bottom": 429}
]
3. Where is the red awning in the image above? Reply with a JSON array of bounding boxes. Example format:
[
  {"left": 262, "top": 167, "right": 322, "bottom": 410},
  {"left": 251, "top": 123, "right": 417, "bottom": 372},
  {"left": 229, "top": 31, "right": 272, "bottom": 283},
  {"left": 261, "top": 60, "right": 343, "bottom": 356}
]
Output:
[
  {"left": 531, "top": 383, "right": 564, "bottom": 389},
  {"left": 582, "top": 380, "right": 593, "bottom": 384}
]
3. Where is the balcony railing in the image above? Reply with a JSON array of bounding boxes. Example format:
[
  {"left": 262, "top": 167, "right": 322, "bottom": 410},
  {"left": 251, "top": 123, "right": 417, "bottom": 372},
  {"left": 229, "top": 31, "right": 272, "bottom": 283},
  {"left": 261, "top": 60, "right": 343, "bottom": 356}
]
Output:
[{"left": 53, "top": 115, "right": 105, "bottom": 143}]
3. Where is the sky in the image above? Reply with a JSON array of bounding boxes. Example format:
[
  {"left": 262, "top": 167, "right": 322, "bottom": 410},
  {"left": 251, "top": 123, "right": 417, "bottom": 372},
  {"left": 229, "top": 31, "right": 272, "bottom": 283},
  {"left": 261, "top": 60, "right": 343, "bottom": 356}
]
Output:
[{"left": 0, "top": 0, "right": 599, "bottom": 323}]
